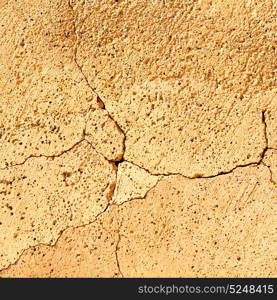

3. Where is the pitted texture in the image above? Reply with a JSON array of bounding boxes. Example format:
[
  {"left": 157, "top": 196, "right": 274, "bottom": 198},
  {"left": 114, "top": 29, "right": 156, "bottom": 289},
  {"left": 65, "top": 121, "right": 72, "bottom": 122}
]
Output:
[
  {"left": 0, "top": 141, "right": 116, "bottom": 269},
  {"left": 0, "top": 0, "right": 276, "bottom": 277},
  {"left": 72, "top": 0, "right": 276, "bottom": 176},
  {"left": 0, "top": 0, "right": 124, "bottom": 167},
  {"left": 0, "top": 0, "right": 89, "bottom": 168},
  {"left": 1, "top": 164, "right": 276, "bottom": 277},
  {"left": 115, "top": 165, "right": 276, "bottom": 277},
  {"left": 0, "top": 217, "right": 119, "bottom": 278},
  {"left": 85, "top": 109, "right": 125, "bottom": 161}
]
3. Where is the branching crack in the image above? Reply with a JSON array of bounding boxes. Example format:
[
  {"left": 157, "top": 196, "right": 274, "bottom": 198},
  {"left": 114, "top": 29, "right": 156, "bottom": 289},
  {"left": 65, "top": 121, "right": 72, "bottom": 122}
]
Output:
[
  {"left": 0, "top": 4, "right": 275, "bottom": 276},
  {"left": 119, "top": 110, "right": 272, "bottom": 179},
  {"left": 0, "top": 110, "right": 274, "bottom": 273},
  {"left": 67, "top": 0, "right": 273, "bottom": 196},
  {"left": 112, "top": 110, "right": 275, "bottom": 206}
]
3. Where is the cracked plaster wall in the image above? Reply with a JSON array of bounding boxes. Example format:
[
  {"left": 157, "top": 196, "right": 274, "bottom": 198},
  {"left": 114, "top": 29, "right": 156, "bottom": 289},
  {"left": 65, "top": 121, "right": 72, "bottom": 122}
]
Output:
[{"left": 0, "top": 0, "right": 276, "bottom": 277}]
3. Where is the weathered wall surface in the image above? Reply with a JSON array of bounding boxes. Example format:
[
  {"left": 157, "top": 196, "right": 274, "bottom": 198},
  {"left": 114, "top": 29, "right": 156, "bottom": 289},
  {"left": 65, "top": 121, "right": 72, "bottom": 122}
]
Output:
[{"left": 0, "top": 0, "right": 276, "bottom": 277}]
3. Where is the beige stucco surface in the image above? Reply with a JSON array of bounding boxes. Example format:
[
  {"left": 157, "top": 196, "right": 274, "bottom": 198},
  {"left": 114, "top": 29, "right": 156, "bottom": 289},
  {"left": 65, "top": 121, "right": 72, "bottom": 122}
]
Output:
[{"left": 0, "top": 0, "right": 276, "bottom": 277}]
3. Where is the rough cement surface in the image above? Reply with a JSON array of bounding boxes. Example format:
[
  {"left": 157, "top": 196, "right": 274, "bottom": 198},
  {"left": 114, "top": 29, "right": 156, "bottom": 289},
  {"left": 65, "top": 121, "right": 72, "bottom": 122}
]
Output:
[
  {"left": 112, "top": 161, "right": 162, "bottom": 205},
  {"left": 0, "top": 141, "right": 116, "bottom": 270},
  {"left": 1, "top": 164, "right": 276, "bottom": 277},
  {"left": 71, "top": 0, "right": 275, "bottom": 177},
  {"left": 0, "top": 0, "right": 276, "bottom": 277}
]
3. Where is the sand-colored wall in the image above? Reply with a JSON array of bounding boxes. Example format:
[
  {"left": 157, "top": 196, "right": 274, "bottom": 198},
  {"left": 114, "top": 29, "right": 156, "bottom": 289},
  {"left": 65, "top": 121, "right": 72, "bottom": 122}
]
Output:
[{"left": 0, "top": 0, "right": 276, "bottom": 277}]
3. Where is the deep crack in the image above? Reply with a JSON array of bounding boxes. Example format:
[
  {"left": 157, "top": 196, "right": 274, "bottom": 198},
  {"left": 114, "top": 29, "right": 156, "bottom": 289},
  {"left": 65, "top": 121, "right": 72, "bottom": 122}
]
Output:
[
  {"left": 0, "top": 3, "right": 274, "bottom": 276},
  {"left": 68, "top": 0, "right": 126, "bottom": 164},
  {"left": 119, "top": 110, "right": 271, "bottom": 179}
]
